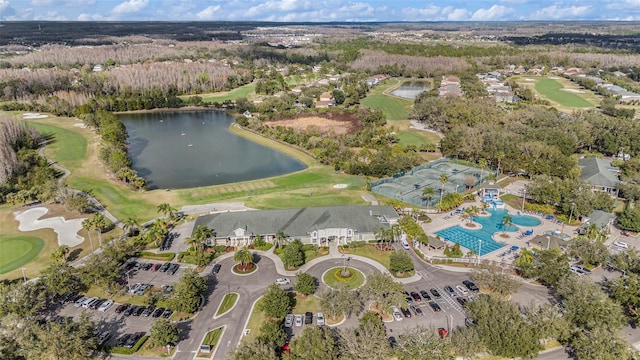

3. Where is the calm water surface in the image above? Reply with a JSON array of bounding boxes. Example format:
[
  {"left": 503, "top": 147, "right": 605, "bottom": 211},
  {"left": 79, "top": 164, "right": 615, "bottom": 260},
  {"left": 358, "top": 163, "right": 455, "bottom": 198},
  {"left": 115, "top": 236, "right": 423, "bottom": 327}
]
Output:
[
  {"left": 120, "top": 111, "right": 306, "bottom": 189},
  {"left": 390, "top": 81, "right": 430, "bottom": 99}
]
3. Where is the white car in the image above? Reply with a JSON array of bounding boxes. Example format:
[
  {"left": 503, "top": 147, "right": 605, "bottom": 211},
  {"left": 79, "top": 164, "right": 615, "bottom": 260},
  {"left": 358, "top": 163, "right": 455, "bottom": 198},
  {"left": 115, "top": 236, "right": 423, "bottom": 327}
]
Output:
[
  {"left": 316, "top": 312, "right": 325, "bottom": 326},
  {"left": 392, "top": 306, "right": 403, "bottom": 321},
  {"left": 275, "top": 278, "right": 291, "bottom": 285},
  {"left": 294, "top": 314, "right": 303, "bottom": 327},
  {"left": 284, "top": 314, "right": 294, "bottom": 328},
  {"left": 456, "top": 285, "right": 469, "bottom": 295},
  {"left": 614, "top": 241, "right": 629, "bottom": 249},
  {"left": 98, "top": 300, "right": 114, "bottom": 312}
]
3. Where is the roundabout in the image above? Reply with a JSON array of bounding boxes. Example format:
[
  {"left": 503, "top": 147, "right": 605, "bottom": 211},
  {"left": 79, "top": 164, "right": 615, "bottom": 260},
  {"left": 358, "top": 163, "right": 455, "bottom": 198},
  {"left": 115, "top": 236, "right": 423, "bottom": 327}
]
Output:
[{"left": 322, "top": 266, "right": 365, "bottom": 290}]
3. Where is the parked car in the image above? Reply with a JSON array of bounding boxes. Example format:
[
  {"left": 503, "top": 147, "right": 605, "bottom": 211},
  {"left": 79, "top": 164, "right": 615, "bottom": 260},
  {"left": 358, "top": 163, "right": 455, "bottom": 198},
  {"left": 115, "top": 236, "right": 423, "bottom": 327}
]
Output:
[
  {"left": 410, "top": 291, "right": 422, "bottom": 302},
  {"left": 284, "top": 314, "right": 294, "bottom": 328},
  {"left": 419, "top": 290, "right": 432, "bottom": 301},
  {"left": 429, "top": 288, "right": 442, "bottom": 299},
  {"left": 152, "top": 308, "right": 165, "bottom": 318},
  {"left": 401, "top": 307, "right": 412, "bottom": 318},
  {"left": 275, "top": 277, "right": 291, "bottom": 285},
  {"left": 167, "top": 263, "right": 180, "bottom": 275},
  {"left": 456, "top": 297, "right": 468, "bottom": 306},
  {"left": 125, "top": 333, "right": 144, "bottom": 348},
  {"left": 142, "top": 263, "right": 152, "bottom": 271},
  {"left": 80, "top": 297, "right": 96, "bottom": 308},
  {"left": 132, "top": 306, "right": 145, "bottom": 316},
  {"left": 115, "top": 304, "right": 129, "bottom": 314},
  {"left": 212, "top": 264, "right": 222, "bottom": 274},
  {"left": 411, "top": 304, "right": 424, "bottom": 316},
  {"left": 462, "top": 280, "right": 480, "bottom": 293},
  {"left": 388, "top": 336, "right": 397, "bottom": 348},
  {"left": 98, "top": 331, "right": 111, "bottom": 346},
  {"left": 142, "top": 306, "right": 155, "bottom": 317},
  {"left": 316, "top": 312, "right": 325, "bottom": 326},
  {"left": 116, "top": 334, "right": 131, "bottom": 347},
  {"left": 87, "top": 298, "right": 102, "bottom": 309},
  {"left": 294, "top": 314, "right": 303, "bottom": 327},
  {"left": 74, "top": 296, "right": 88, "bottom": 307},
  {"left": 392, "top": 306, "right": 403, "bottom": 321},
  {"left": 123, "top": 305, "right": 135, "bottom": 317},
  {"left": 428, "top": 301, "right": 442, "bottom": 312},
  {"left": 456, "top": 285, "right": 469, "bottom": 295},
  {"left": 444, "top": 285, "right": 457, "bottom": 297},
  {"left": 159, "top": 262, "right": 171, "bottom": 272},
  {"left": 98, "top": 300, "right": 114, "bottom": 312},
  {"left": 305, "top": 312, "right": 313, "bottom": 324},
  {"left": 162, "top": 309, "right": 173, "bottom": 318},
  {"left": 614, "top": 241, "right": 629, "bottom": 249},
  {"left": 151, "top": 263, "right": 161, "bottom": 271}
]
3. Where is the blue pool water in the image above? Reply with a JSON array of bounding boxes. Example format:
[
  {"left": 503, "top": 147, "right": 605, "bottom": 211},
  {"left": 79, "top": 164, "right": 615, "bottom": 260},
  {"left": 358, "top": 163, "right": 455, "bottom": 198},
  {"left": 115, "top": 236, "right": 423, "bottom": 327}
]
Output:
[{"left": 435, "top": 209, "right": 541, "bottom": 256}]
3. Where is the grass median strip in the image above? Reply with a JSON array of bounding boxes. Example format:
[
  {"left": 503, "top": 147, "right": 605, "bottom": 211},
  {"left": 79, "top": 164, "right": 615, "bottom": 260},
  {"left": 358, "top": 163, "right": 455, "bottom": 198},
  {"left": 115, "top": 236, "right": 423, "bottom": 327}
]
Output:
[{"left": 215, "top": 293, "right": 238, "bottom": 317}]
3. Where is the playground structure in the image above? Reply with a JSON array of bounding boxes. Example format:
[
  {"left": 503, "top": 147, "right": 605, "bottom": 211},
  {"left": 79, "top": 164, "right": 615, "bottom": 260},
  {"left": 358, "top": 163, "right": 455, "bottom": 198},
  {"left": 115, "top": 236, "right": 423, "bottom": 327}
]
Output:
[
  {"left": 370, "top": 158, "right": 490, "bottom": 207},
  {"left": 481, "top": 188, "right": 505, "bottom": 209}
]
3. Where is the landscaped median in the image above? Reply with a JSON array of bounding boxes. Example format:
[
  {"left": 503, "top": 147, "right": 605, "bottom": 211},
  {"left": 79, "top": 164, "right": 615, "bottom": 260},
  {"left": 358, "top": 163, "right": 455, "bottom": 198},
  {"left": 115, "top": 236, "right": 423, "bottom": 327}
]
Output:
[
  {"left": 339, "top": 241, "right": 416, "bottom": 278},
  {"left": 214, "top": 292, "right": 239, "bottom": 318},
  {"left": 196, "top": 326, "right": 225, "bottom": 359},
  {"left": 322, "top": 267, "right": 365, "bottom": 290}
]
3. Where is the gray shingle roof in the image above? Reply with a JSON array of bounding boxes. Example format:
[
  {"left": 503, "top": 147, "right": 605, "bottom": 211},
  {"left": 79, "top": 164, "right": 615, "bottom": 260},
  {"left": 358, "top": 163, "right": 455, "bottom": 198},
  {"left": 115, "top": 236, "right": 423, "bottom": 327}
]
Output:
[
  {"left": 584, "top": 210, "right": 615, "bottom": 229},
  {"left": 579, "top": 157, "right": 620, "bottom": 188},
  {"left": 193, "top": 205, "right": 399, "bottom": 238}
]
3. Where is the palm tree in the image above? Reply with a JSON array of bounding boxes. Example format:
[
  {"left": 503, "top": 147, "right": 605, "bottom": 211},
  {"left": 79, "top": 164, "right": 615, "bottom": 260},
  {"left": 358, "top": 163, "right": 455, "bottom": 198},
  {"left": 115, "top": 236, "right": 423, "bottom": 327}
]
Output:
[
  {"left": 438, "top": 173, "right": 449, "bottom": 208},
  {"left": 157, "top": 203, "right": 177, "bottom": 221},
  {"left": 92, "top": 213, "right": 107, "bottom": 247},
  {"left": 481, "top": 202, "right": 489, "bottom": 214},
  {"left": 123, "top": 216, "right": 140, "bottom": 237},
  {"left": 460, "top": 210, "right": 471, "bottom": 225},
  {"left": 469, "top": 206, "right": 480, "bottom": 219},
  {"left": 478, "top": 158, "right": 488, "bottom": 181},
  {"left": 501, "top": 214, "right": 513, "bottom": 235},
  {"left": 374, "top": 227, "right": 388, "bottom": 250},
  {"left": 422, "top": 187, "right": 435, "bottom": 208},
  {"left": 390, "top": 224, "right": 402, "bottom": 248},
  {"left": 81, "top": 218, "right": 95, "bottom": 252},
  {"left": 586, "top": 223, "right": 602, "bottom": 241},
  {"left": 275, "top": 230, "right": 288, "bottom": 249},
  {"left": 50, "top": 245, "right": 70, "bottom": 263},
  {"left": 234, "top": 247, "right": 254, "bottom": 271}
]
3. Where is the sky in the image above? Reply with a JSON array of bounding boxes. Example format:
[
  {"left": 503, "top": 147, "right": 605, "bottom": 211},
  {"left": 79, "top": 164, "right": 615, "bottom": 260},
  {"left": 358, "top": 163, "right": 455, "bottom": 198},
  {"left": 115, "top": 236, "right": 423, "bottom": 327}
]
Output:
[{"left": 0, "top": 0, "right": 639, "bottom": 22}]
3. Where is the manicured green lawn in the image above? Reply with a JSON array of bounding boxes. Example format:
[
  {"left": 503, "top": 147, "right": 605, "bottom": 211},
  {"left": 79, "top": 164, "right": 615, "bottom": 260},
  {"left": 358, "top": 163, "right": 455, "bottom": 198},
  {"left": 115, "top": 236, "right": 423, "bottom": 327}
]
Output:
[
  {"left": 194, "top": 83, "right": 256, "bottom": 103},
  {"left": 0, "top": 235, "right": 45, "bottom": 274},
  {"left": 292, "top": 294, "right": 321, "bottom": 314},
  {"left": 534, "top": 78, "right": 594, "bottom": 108},
  {"left": 342, "top": 245, "right": 392, "bottom": 269},
  {"left": 30, "top": 122, "right": 87, "bottom": 168},
  {"left": 361, "top": 95, "right": 411, "bottom": 121},
  {"left": 396, "top": 130, "right": 436, "bottom": 147},
  {"left": 242, "top": 300, "right": 267, "bottom": 343},
  {"left": 216, "top": 293, "right": 238, "bottom": 316},
  {"left": 323, "top": 267, "right": 365, "bottom": 289},
  {"left": 202, "top": 326, "right": 224, "bottom": 346}
]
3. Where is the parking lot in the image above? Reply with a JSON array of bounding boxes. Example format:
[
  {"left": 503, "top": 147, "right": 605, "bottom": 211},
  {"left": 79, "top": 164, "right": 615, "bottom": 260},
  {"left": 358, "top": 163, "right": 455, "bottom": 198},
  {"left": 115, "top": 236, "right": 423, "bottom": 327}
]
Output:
[{"left": 53, "top": 259, "right": 189, "bottom": 348}]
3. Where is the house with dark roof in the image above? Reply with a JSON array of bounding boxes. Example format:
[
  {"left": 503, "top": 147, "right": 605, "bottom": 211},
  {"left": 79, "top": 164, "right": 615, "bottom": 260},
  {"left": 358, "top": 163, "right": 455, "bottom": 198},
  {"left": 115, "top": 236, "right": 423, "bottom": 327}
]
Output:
[
  {"left": 579, "top": 157, "right": 620, "bottom": 197},
  {"left": 192, "top": 205, "right": 400, "bottom": 247},
  {"left": 529, "top": 234, "right": 566, "bottom": 251},
  {"left": 577, "top": 210, "right": 616, "bottom": 235}
]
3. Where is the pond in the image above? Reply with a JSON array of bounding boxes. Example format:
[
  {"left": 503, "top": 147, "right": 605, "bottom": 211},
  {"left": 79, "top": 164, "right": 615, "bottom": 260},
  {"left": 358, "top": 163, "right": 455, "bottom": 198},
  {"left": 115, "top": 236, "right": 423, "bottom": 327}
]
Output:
[
  {"left": 390, "top": 81, "right": 430, "bottom": 99},
  {"left": 120, "top": 111, "right": 306, "bottom": 189}
]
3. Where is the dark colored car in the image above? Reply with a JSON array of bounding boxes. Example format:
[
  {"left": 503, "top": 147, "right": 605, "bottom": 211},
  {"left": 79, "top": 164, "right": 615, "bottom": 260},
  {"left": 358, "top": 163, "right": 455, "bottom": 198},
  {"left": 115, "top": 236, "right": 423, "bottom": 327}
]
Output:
[
  {"left": 212, "top": 264, "right": 222, "bottom": 274},
  {"left": 388, "top": 336, "right": 397, "bottom": 348},
  {"left": 428, "top": 301, "right": 442, "bottom": 312},
  {"left": 305, "top": 312, "right": 313, "bottom": 324},
  {"left": 167, "top": 263, "right": 179, "bottom": 275},
  {"left": 125, "top": 333, "right": 144, "bottom": 348},
  {"left": 159, "top": 262, "right": 171, "bottom": 272},
  {"left": 462, "top": 280, "right": 480, "bottom": 293},
  {"left": 456, "top": 297, "right": 468, "bottom": 306},
  {"left": 123, "top": 305, "right": 135, "bottom": 317},
  {"left": 410, "top": 291, "right": 422, "bottom": 302},
  {"left": 142, "top": 306, "right": 155, "bottom": 317},
  {"left": 115, "top": 304, "right": 129, "bottom": 314},
  {"left": 401, "top": 307, "right": 412, "bottom": 318},
  {"left": 116, "top": 334, "right": 131, "bottom": 347},
  {"left": 142, "top": 263, "right": 153, "bottom": 271},
  {"left": 133, "top": 306, "right": 145, "bottom": 316},
  {"left": 152, "top": 308, "right": 165, "bottom": 318},
  {"left": 430, "top": 288, "right": 442, "bottom": 299},
  {"left": 420, "top": 290, "right": 432, "bottom": 301},
  {"left": 162, "top": 309, "right": 173, "bottom": 318},
  {"left": 89, "top": 299, "right": 105, "bottom": 310},
  {"left": 151, "top": 263, "right": 161, "bottom": 271}
]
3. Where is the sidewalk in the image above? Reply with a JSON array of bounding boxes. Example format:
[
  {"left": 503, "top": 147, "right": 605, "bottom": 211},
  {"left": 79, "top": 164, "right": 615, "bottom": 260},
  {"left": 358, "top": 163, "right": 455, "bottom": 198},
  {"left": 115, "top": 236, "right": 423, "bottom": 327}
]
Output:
[{"left": 211, "top": 244, "right": 422, "bottom": 284}]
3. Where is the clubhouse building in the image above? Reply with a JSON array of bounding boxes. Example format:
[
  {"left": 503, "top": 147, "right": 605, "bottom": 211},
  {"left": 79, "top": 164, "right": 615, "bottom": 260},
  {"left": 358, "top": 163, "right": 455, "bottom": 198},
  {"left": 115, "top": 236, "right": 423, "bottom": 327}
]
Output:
[{"left": 192, "top": 205, "right": 400, "bottom": 247}]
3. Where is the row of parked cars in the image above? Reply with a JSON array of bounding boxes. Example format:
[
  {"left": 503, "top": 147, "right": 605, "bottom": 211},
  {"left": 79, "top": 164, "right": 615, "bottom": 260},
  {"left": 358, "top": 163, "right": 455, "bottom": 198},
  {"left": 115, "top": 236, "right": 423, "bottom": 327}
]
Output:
[
  {"left": 115, "top": 303, "right": 173, "bottom": 318},
  {"left": 284, "top": 312, "right": 325, "bottom": 327},
  {"left": 71, "top": 295, "right": 114, "bottom": 312},
  {"left": 393, "top": 280, "right": 481, "bottom": 320},
  {"left": 115, "top": 332, "right": 146, "bottom": 349},
  {"left": 124, "top": 261, "right": 180, "bottom": 275}
]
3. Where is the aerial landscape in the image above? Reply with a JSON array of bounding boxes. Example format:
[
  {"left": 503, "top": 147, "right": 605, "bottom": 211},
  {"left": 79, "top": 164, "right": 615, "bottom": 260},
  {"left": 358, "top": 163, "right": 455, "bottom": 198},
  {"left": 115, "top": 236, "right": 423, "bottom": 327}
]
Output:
[{"left": 2, "top": 1, "right": 640, "bottom": 360}]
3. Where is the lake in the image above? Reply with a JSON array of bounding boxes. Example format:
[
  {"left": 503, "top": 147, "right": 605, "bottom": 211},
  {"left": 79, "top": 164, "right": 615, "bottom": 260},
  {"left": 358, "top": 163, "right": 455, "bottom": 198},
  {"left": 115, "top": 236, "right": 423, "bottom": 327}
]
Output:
[
  {"left": 390, "top": 81, "right": 430, "bottom": 99},
  {"left": 119, "top": 111, "right": 306, "bottom": 189}
]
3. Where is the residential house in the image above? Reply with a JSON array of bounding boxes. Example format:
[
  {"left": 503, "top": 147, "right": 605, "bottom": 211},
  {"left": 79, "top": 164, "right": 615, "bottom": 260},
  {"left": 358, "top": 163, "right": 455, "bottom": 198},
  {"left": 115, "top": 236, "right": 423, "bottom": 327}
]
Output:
[
  {"left": 577, "top": 210, "right": 616, "bottom": 236},
  {"left": 578, "top": 157, "right": 620, "bottom": 197},
  {"left": 529, "top": 234, "right": 567, "bottom": 251}
]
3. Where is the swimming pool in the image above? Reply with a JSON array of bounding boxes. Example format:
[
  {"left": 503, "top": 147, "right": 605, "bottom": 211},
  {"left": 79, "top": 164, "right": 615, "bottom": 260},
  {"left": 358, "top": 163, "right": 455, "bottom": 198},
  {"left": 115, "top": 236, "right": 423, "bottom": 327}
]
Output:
[{"left": 435, "top": 209, "right": 541, "bottom": 256}]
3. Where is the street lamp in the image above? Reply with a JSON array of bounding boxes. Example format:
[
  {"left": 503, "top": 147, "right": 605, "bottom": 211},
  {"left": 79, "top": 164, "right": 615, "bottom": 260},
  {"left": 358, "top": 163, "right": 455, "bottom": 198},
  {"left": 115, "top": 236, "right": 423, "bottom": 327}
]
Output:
[
  {"left": 21, "top": 268, "right": 27, "bottom": 284},
  {"left": 562, "top": 202, "right": 575, "bottom": 235},
  {"left": 126, "top": 270, "right": 132, "bottom": 295},
  {"left": 521, "top": 188, "right": 526, "bottom": 212}
]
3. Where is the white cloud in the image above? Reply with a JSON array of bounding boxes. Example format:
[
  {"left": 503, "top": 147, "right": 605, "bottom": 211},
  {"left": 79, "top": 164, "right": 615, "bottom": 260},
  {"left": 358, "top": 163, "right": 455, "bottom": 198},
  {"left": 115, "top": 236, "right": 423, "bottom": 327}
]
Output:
[
  {"left": 78, "top": 12, "right": 109, "bottom": 21},
  {"left": 471, "top": 5, "right": 513, "bottom": 21},
  {"left": 400, "top": 5, "right": 470, "bottom": 21},
  {"left": 111, "top": 0, "right": 149, "bottom": 15},
  {"left": 196, "top": 5, "right": 221, "bottom": 20},
  {"left": 529, "top": 5, "right": 591, "bottom": 20},
  {"left": 0, "top": 0, "right": 10, "bottom": 11},
  {"left": 607, "top": 0, "right": 640, "bottom": 9},
  {"left": 33, "top": 10, "right": 66, "bottom": 20},
  {"left": 446, "top": 7, "right": 470, "bottom": 21}
]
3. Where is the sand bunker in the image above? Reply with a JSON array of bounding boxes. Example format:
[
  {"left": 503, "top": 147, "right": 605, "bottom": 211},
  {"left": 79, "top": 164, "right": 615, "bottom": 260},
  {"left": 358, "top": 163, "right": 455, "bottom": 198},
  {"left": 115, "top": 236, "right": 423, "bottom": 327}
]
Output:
[
  {"left": 333, "top": 184, "right": 348, "bottom": 189},
  {"left": 524, "top": 78, "right": 535, "bottom": 82},
  {"left": 22, "top": 112, "right": 49, "bottom": 119},
  {"left": 14, "top": 207, "right": 86, "bottom": 247}
]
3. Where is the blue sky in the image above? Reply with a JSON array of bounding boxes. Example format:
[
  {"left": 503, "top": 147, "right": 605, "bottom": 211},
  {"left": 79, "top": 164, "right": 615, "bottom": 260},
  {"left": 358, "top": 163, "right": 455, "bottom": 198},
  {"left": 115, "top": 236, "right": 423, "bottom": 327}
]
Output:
[{"left": 1, "top": 0, "right": 639, "bottom": 22}]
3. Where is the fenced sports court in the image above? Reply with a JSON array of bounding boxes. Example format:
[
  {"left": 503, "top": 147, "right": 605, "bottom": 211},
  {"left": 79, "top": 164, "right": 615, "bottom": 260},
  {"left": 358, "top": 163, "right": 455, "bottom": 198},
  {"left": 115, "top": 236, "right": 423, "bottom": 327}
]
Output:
[{"left": 370, "top": 158, "right": 490, "bottom": 207}]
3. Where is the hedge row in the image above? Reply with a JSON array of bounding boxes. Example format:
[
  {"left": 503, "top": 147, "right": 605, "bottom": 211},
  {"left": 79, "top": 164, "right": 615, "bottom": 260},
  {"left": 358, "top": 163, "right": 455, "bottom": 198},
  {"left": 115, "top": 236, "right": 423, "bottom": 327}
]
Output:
[{"left": 135, "top": 251, "right": 175, "bottom": 261}]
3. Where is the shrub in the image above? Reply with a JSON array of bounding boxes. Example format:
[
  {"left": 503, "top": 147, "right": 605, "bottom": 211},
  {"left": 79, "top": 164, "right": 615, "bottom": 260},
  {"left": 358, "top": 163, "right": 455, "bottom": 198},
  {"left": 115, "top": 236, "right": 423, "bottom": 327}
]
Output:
[
  {"left": 301, "top": 244, "right": 318, "bottom": 251},
  {"left": 255, "top": 243, "right": 273, "bottom": 251},
  {"left": 213, "top": 245, "right": 228, "bottom": 253},
  {"left": 136, "top": 251, "right": 175, "bottom": 261}
]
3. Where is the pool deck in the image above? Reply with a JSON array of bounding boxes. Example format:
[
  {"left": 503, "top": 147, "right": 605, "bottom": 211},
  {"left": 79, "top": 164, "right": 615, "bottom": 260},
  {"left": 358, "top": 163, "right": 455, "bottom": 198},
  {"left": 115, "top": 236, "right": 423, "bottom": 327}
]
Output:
[{"left": 420, "top": 200, "right": 579, "bottom": 264}]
